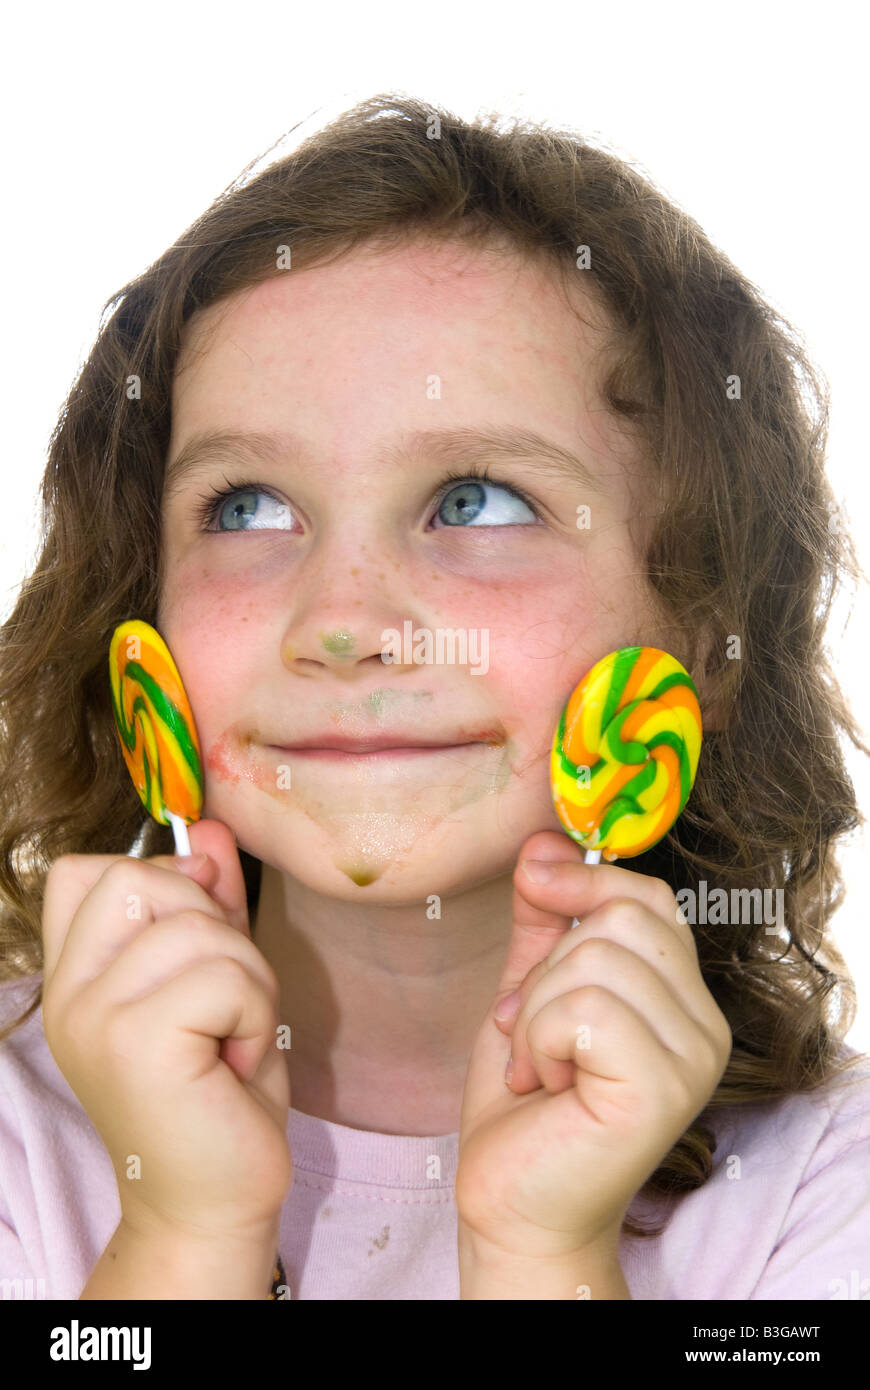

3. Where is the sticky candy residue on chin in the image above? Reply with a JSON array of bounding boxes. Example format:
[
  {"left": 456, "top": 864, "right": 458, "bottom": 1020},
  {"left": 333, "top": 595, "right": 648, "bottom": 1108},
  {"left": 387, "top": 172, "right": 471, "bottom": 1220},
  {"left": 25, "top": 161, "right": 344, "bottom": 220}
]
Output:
[
  {"left": 339, "top": 864, "right": 383, "bottom": 886},
  {"left": 204, "top": 720, "right": 516, "bottom": 887}
]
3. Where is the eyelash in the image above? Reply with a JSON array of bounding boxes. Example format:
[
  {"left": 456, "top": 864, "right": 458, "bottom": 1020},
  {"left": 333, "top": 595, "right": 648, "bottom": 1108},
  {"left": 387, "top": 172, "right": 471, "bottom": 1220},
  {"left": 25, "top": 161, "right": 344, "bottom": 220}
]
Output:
[{"left": 192, "top": 464, "right": 543, "bottom": 530}]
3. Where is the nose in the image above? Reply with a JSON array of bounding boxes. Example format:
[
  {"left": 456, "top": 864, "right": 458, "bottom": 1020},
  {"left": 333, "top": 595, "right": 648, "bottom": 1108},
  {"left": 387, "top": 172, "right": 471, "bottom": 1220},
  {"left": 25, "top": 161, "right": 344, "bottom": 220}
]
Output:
[
  {"left": 281, "top": 625, "right": 396, "bottom": 678},
  {"left": 279, "top": 582, "right": 424, "bottom": 681},
  {"left": 274, "top": 498, "right": 433, "bottom": 680}
]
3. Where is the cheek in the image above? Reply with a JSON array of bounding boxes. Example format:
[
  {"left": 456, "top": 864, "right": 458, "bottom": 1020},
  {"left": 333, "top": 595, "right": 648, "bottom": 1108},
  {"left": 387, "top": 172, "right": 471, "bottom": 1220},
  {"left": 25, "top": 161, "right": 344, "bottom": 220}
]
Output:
[
  {"left": 474, "top": 584, "right": 599, "bottom": 707},
  {"left": 160, "top": 530, "right": 637, "bottom": 739},
  {"left": 158, "top": 574, "right": 263, "bottom": 722}
]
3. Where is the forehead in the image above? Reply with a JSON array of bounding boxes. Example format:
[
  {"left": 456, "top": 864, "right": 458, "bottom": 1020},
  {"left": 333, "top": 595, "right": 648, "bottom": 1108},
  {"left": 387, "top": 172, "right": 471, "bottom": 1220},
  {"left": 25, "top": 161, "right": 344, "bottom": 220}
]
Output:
[
  {"left": 174, "top": 235, "right": 612, "bottom": 379},
  {"left": 164, "top": 236, "right": 645, "bottom": 503}
]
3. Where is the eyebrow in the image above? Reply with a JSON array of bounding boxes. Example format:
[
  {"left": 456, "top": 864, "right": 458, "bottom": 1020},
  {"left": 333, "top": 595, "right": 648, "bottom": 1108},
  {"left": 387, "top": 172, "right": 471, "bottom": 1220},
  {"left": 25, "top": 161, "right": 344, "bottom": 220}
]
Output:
[{"left": 163, "top": 424, "right": 604, "bottom": 500}]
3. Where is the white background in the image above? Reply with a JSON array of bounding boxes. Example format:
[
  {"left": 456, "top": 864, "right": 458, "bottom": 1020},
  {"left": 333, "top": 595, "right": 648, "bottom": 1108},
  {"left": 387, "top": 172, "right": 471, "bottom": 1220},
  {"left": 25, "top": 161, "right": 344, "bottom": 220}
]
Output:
[{"left": 1, "top": 0, "right": 867, "bottom": 1047}]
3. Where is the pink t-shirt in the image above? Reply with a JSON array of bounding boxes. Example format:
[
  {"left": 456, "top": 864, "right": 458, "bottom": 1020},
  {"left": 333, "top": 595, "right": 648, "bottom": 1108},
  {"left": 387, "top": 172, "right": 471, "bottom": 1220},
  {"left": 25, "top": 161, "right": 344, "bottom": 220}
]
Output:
[{"left": 2, "top": 972, "right": 869, "bottom": 1300}]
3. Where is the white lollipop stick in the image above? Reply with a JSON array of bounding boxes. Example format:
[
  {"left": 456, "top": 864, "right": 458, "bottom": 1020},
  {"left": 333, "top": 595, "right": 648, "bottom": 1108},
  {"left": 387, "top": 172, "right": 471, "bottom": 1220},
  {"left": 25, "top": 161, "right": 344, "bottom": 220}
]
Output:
[
  {"left": 167, "top": 810, "right": 192, "bottom": 856},
  {"left": 570, "top": 846, "right": 606, "bottom": 928}
]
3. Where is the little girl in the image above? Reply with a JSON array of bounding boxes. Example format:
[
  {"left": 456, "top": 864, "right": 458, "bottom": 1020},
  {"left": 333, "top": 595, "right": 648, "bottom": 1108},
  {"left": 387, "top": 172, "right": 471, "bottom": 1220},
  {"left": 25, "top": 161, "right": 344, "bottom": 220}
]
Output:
[{"left": 1, "top": 94, "right": 868, "bottom": 1301}]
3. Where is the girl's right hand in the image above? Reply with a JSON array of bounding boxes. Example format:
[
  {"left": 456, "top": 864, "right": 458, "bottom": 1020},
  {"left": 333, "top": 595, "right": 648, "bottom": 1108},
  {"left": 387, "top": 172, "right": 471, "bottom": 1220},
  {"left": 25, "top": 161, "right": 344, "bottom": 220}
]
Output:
[{"left": 40, "top": 819, "right": 292, "bottom": 1244}]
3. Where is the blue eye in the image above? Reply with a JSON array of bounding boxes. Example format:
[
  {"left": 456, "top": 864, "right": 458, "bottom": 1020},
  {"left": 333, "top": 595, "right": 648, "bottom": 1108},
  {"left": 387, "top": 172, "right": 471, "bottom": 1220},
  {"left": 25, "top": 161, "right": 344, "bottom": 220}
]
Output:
[
  {"left": 193, "top": 466, "right": 541, "bottom": 532},
  {"left": 432, "top": 478, "right": 537, "bottom": 527},
  {"left": 204, "top": 487, "right": 295, "bottom": 532}
]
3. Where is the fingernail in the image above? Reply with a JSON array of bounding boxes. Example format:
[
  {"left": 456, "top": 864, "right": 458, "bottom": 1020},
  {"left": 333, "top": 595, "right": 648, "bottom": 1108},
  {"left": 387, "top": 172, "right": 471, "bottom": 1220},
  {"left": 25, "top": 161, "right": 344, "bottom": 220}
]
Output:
[
  {"left": 174, "top": 853, "right": 208, "bottom": 873},
  {"left": 494, "top": 990, "right": 521, "bottom": 1023},
  {"left": 522, "top": 858, "right": 555, "bottom": 883},
  {"left": 505, "top": 1056, "right": 514, "bottom": 1086}
]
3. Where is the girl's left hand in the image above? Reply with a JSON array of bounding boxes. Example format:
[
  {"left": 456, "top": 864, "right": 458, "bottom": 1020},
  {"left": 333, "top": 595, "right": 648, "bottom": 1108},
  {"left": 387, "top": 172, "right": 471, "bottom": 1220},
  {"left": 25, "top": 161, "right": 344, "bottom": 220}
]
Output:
[{"left": 456, "top": 830, "right": 732, "bottom": 1261}]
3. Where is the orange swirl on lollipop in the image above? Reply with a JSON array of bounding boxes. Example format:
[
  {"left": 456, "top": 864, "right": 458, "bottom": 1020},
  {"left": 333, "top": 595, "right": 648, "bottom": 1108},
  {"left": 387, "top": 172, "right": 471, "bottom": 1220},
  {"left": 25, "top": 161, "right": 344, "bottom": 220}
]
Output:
[
  {"left": 109, "top": 620, "right": 203, "bottom": 837},
  {"left": 551, "top": 646, "right": 702, "bottom": 862}
]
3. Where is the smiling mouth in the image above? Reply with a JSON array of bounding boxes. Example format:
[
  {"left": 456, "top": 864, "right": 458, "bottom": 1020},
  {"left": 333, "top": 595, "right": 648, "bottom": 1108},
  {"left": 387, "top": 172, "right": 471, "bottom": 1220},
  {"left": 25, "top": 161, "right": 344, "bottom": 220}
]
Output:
[{"left": 267, "top": 742, "right": 486, "bottom": 760}]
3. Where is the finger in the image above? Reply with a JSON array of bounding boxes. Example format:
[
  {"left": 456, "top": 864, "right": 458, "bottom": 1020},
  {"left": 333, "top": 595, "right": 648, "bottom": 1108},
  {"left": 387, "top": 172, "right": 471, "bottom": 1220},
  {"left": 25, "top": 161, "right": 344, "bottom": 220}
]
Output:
[
  {"left": 73, "top": 910, "right": 280, "bottom": 1020},
  {"left": 494, "top": 831, "right": 588, "bottom": 1008},
  {"left": 501, "top": 897, "right": 719, "bottom": 1049},
  {"left": 493, "top": 954, "right": 549, "bottom": 1033},
  {"left": 562, "top": 900, "right": 729, "bottom": 1051},
  {"left": 507, "top": 938, "right": 705, "bottom": 1095},
  {"left": 43, "top": 857, "right": 228, "bottom": 1014},
  {"left": 119, "top": 954, "right": 279, "bottom": 1085},
  {"left": 185, "top": 820, "right": 251, "bottom": 939},
  {"left": 521, "top": 985, "right": 694, "bottom": 1132},
  {"left": 514, "top": 854, "right": 696, "bottom": 961},
  {"left": 42, "top": 854, "right": 143, "bottom": 985},
  {"left": 41, "top": 842, "right": 225, "bottom": 983},
  {"left": 493, "top": 831, "right": 691, "bottom": 1032},
  {"left": 493, "top": 894, "right": 688, "bottom": 1037},
  {"left": 41, "top": 817, "right": 247, "bottom": 979}
]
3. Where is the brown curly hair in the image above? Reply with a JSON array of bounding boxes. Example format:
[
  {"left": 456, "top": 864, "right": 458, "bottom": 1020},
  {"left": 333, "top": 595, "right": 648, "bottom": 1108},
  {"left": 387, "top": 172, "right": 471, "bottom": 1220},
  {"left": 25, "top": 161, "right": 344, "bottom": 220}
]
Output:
[{"left": 2, "top": 92, "right": 868, "bottom": 1241}]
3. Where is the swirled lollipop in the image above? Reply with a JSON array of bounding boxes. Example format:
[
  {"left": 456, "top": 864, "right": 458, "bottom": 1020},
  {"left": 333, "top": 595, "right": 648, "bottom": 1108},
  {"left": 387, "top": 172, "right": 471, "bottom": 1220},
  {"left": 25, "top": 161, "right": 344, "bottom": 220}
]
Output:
[
  {"left": 551, "top": 646, "right": 702, "bottom": 867},
  {"left": 109, "top": 619, "right": 203, "bottom": 854}
]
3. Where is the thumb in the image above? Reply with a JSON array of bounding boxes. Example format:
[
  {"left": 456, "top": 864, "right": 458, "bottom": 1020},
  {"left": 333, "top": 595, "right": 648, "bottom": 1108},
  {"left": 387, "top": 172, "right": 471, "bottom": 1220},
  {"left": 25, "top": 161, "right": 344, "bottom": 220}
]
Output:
[
  {"left": 176, "top": 818, "right": 252, "bottom": 939},
  {"left": 460, "top": 831, "right": 586, "bottom": 1122},
  {"left": 493, "top": 829, "right": 587, "bottom": 1008}
]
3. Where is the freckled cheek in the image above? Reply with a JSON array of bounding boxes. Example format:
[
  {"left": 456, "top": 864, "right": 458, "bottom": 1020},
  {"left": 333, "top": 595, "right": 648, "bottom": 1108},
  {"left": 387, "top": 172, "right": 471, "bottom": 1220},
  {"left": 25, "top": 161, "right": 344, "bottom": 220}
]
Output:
[
  {"left": 481, "top": 588, "right": 593, "bottom": 674},
  {"left": 160, "top": 580, "right": 263, "bottom": 723},
  {"left": 472, "top": 600, "right": 588, "bottom": 744}
]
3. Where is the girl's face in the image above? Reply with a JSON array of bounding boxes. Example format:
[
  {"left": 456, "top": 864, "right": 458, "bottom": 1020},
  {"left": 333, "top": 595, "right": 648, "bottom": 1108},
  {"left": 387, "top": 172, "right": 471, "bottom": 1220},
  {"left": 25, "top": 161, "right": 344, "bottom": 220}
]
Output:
[{"left": 158, "top": 238, "right": 663, "bottom": 898}]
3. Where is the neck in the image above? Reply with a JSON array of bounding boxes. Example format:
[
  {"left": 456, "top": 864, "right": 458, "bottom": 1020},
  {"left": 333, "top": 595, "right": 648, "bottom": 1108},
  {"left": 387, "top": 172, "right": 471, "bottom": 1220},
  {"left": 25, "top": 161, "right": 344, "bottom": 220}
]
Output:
[{"left": 250, "top": 861, "right": 513, "bottom": 1134}]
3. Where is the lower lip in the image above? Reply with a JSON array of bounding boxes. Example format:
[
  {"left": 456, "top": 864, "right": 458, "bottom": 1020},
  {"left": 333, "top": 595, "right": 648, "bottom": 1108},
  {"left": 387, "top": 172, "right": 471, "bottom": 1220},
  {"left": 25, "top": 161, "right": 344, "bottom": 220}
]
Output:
[{"left": 270, "top": 743, "right": 482, "bottom": 761}]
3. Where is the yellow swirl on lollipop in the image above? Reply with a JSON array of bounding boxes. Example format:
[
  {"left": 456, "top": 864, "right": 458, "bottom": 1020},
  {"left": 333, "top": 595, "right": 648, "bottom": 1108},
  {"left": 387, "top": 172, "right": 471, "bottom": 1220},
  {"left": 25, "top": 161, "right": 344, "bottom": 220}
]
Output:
[
  {"left": 551, "top": 646, "right": 702, "bottom": 863},
  {"left": 109, "top": 620, "right": 203, "bottom": 845}
]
